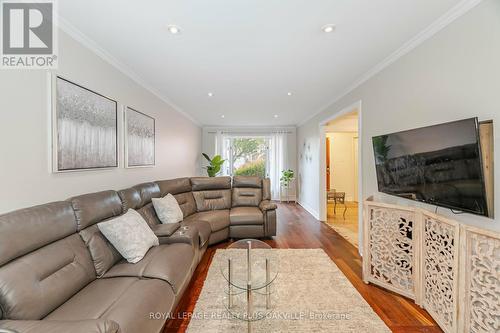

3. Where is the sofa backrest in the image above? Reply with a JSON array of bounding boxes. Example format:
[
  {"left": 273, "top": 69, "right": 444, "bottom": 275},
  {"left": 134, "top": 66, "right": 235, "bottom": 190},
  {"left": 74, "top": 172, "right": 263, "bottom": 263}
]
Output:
[
  {"left": 0, "top": 202, "right": 96, "bottom": 320},
  {"left": 191, "top": 177, "right": 232, "bottom": 212},
  {"left": 232, "top": 176, "right": 263, "bottom": 207},
  {"left": 131, "top": 182, "right": 162, "bottom": 227},
  {"left": 156, "top": 177, "right": 197, "bottom": 218},
  {"left": 117, "top": 182, "right": 162, "bottom": 228},
  {"left": 69, "top": 191, "right": 123, "bottom": 277}
]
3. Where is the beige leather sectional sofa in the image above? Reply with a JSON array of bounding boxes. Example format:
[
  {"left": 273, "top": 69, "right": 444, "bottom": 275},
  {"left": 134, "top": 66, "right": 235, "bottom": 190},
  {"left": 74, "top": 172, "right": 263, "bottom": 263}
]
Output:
[{"left": 0, "top": 176, "right": 277, "bottom": 333}]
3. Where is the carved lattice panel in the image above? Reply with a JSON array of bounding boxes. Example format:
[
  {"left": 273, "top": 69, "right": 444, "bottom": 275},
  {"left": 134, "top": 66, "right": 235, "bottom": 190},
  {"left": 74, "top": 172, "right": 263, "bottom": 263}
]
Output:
[
  {"left": 462, "top": 228, "right": 500, "bottom": 333},
  {"left": 422, "top": 214, "right": 459, "bottom": 333},
  {"left": 366, "top": 205, "right": 416, "bottom": 298}
]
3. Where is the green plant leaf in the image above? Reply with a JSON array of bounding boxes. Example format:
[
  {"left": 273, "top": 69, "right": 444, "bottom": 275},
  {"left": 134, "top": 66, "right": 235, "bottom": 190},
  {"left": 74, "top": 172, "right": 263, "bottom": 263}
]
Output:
[
  {"left": 202, "top": 153, "right": 212, "bottom": 162},
  {"left": 212, "top": 155, "right": 222, "bottom": 163}
]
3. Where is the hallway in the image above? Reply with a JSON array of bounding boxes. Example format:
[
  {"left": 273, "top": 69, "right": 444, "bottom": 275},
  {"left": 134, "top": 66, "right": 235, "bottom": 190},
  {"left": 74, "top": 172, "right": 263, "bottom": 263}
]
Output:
[{"left": 326, "top": 201, "right": 359, "bottom": 247}]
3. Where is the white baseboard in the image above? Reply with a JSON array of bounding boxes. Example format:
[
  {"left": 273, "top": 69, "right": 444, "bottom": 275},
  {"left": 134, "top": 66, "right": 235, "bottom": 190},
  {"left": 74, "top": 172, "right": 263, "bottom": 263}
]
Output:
[{"left": 297, "top": 201, "right": 320, "bottom": 220}]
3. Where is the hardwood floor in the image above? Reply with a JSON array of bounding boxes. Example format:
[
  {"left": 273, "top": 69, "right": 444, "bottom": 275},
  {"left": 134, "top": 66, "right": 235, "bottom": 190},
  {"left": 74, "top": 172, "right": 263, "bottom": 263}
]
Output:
[
  {"left": 163, "top": 203, "right": 442, "bottom": 333},
  {"left": 326, "top": 201, "right": 359, "bottom": 247}
]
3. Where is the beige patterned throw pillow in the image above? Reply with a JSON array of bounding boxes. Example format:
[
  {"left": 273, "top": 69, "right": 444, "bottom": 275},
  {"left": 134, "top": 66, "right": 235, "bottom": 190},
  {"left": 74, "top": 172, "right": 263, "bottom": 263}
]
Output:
[
  {"left": 152, "top": 193, "right": 184, "bottom": 224},
  {"left": 97, "top": 209, "right": 159, "bottom": 263}
]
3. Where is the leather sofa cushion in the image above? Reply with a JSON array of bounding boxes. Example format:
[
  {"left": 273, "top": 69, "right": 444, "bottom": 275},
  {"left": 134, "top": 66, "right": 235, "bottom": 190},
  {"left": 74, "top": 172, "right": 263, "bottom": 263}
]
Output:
[
  {"left": 262, "top": 178, "right": 271, "bottom": 200},
  {"left": 184, "top": 210, "right": 230, "bottom": 232},
  {"left": 117, "top": 188, "right": 141, "bottom": 212},
  {"left": 156, "top": 178, "right": 192, "bottom": 196},
  {"left": 69, "top": 191, "right": 123, "bottom": 230},
  {"left": 137, "top": 202, "right": 161, "bottom": 227},
  {"left": 0, "top": 319, "right": 120, "bottom": 333},
  {"left": 132, "top": 182, "right": 161, "bottom": 207},
  {"left": 45, "top": 277, "right": 174, "bottom": 333},
  {"left": 174, "top": 192, "right": 197, "bottom": 217},
  {"left": 0, "top": 234, "right": 95, "bottom": 320},
  {"left": 208, "top": 228, "right": 229, "bottom": 245},
  {"left": 0, "top": 202, "right": 77, "bottom": 266},
  {"left": 102, "top": 243, "right": 195, "bottom": 294},
  {"left": 79, "top": 224, "right": 122, "bottom": 278},
  {"left": 232, "top": 188, "right": 262, "bottom": 207},
  {"left": 233, "top": 176, "right": 262, "bottom": 188},
  {"left": 230, "top": 207, "right": 264, "bottom": 225},
  {"left": 190, "top": 177, "right": 231, "bottom": 191},
  {"left": 193, "top": 189, "right": 231, "bottom": 211}
]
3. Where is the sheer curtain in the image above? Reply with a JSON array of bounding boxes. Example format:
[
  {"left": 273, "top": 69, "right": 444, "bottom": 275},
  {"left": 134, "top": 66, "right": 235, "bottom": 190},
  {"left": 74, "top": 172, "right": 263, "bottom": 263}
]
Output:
[
  {"left": 269, "top": 131, "right": 288, "bottom": 200},
  {"left": 214, "top": 131, "right": 230, "bottom": 176}
]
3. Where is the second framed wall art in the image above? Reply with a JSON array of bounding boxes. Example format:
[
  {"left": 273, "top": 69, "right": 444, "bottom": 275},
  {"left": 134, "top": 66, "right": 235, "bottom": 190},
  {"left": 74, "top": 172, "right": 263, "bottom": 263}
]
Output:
[{"left": 124, "top": 107, "right": 156, "bottom": 168}]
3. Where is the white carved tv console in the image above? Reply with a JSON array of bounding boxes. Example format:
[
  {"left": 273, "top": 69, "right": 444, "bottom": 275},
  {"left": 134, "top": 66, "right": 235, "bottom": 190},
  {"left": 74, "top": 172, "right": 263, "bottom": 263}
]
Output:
[{"left": 363, "top": 200, "right": 499, "bottom": 333}]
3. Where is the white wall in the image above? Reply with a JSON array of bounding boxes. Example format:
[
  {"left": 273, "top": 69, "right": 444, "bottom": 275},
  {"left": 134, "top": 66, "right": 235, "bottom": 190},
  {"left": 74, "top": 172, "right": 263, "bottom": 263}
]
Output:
[
  {"left": 328, "top": 132, "right": 358, "bottom": 201},
  {"left": 0, "top": 30, "right": 202, "bottom": 213},
  {"left": 297, "top": 0, "right": 500, "bottom": 246}
]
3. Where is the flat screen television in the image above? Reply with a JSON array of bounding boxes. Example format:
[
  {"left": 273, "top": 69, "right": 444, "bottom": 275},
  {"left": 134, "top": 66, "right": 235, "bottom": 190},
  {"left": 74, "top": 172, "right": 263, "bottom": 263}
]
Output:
[{"left": 372, "top": 118, "right": 488, "bottom": 217}]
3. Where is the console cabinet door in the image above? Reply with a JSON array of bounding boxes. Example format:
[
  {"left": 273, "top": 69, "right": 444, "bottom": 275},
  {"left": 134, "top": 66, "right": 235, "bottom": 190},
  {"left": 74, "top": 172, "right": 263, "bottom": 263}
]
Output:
[
  {"left": 421, "top": 212, "right": 460, "bottom": 333},
  {"left": 363, "top": 202, "right": 418, "bottom": 300},
  {"left": 459, "top": 226, "right": 500, "bottom": 333}
]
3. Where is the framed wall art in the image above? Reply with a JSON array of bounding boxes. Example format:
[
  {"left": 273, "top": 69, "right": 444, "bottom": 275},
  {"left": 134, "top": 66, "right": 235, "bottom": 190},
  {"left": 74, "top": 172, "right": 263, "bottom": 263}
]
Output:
[
  {"left": 53, "top": 76, "right": 118, "bottom": 172},
  {"left": 124, "top": 107, "right": 155, "bottom": 168}
]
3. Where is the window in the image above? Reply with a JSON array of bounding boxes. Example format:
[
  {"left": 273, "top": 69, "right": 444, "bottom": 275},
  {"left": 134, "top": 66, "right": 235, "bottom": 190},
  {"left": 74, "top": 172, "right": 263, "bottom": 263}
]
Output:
[{"left": 224, "top": 137, "right": 270, "bottom": 177}]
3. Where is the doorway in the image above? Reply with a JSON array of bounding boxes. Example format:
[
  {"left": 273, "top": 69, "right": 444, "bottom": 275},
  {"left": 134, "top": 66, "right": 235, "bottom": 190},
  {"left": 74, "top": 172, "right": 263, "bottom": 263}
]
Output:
[{"left": 319, "top": 101, "right": 362, "bottom": 251}]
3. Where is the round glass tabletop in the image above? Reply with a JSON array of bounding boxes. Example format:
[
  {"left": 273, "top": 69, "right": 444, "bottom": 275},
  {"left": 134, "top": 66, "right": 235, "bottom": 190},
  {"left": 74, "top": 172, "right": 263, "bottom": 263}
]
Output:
[{"left": 219, "top": 239, "right": 279, "bottom": 291}]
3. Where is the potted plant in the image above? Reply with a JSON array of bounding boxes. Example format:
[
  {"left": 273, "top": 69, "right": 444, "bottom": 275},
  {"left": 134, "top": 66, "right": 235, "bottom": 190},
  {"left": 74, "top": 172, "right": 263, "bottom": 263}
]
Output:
[
  {"left": 280, "top": 169, "right": 295, "bottom": 202},
  {"left": 202, "top": 153, "right": 226, "bottom": 177}
]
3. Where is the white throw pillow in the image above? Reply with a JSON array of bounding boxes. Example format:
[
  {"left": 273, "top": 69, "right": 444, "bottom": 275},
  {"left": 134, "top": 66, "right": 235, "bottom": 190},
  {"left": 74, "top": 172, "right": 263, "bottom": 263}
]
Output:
[
  {"left": 97, "top": 209, "right": 159, "bottom": 263},
  {"left": 152, "top": 193, "right": 184, "bottom": 224}
]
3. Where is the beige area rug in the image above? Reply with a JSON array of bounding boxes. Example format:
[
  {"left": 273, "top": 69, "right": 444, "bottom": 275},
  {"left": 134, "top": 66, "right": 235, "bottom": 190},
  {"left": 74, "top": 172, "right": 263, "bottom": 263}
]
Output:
[
  {"left": 326, "top": 223, "right": 359, "bottom": 248},
  {"left": 187, "top": 249, "right": 389, "bottom": 332}
]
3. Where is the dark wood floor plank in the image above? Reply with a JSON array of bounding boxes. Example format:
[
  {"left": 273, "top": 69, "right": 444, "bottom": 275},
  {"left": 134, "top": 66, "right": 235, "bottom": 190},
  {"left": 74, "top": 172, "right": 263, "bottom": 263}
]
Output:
[{"left": 163, "top": 203, "right": 442, "bottom": 333}]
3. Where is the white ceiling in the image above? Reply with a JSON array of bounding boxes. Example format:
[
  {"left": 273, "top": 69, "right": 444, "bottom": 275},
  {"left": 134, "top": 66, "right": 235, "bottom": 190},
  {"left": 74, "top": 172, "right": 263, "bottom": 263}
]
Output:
[{"left": 59, "top": 0, "right": 463, "bottom": 126}]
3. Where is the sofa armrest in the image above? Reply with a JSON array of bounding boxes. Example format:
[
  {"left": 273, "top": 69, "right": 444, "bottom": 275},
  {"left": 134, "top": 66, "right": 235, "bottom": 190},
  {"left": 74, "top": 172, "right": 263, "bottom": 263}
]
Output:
[
  {"left": 259, "top": 201, "right": 277, "bottom": 237},
  {"left": 259, "top": 200, "right": 277, "bottom": 212},
  {"left": 151, "top": 223, "right": 180, "bottom": 237},
  {"left": 157, "top": 225, "right": 198, "bottom": 248},
  {"left": 0, "top": 319, "right": 120, "bottom": 333}
]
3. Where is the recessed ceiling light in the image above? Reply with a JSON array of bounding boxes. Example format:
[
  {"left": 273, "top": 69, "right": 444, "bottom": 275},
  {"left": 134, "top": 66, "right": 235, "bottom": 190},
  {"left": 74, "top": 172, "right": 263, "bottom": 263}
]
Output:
[
  {"left": 322, "top": 24, "right": 336, "bottom": 33},
  {"left": 208, "top": 92, "right": 214, "bottom": 97},
  {"left": 287, "top": 92, "right": 292, "bottom": 96},
  {"left": 274, "top": 114, "right": 279, "bottom": 118},
  {"left": 167, "top": 25, "right": 181, "bottom": 34},
  {"left": 221, "top": 115, "right": 225, "bottom": 118}
]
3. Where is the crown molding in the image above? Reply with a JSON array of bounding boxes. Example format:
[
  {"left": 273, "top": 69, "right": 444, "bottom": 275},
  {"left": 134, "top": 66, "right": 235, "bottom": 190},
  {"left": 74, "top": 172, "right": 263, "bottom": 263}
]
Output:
[
  {"left": 297, "top": 0, "right": 483, "bottom": 127},
  {"left": 56, "top": 16, "right": 202, "bottom": 127}
]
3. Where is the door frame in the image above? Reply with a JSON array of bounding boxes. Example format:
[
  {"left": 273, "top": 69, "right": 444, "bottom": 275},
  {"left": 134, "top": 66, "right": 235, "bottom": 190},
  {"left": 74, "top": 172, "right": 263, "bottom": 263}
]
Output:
[{"left": 318, "top": 100, "right": 363, "bottom": 253}]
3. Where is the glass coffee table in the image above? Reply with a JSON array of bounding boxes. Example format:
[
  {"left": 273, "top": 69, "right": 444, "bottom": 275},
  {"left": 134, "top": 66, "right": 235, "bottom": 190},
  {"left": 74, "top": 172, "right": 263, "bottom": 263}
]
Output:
[{"left": 219, "top": 239, "right": 278, "bottom": 332}]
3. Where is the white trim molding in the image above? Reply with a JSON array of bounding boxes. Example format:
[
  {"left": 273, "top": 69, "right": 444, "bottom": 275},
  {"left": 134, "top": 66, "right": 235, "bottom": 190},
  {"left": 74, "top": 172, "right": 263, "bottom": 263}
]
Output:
[
  {"left": 56, "top": 17, "right": 202, "bottom": 127},
  {"left": 298, "top": 0, "right": 484, "bottom": 127},
  {"left": 297, "top": 200, "right": 320, "bottom": 220}
]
